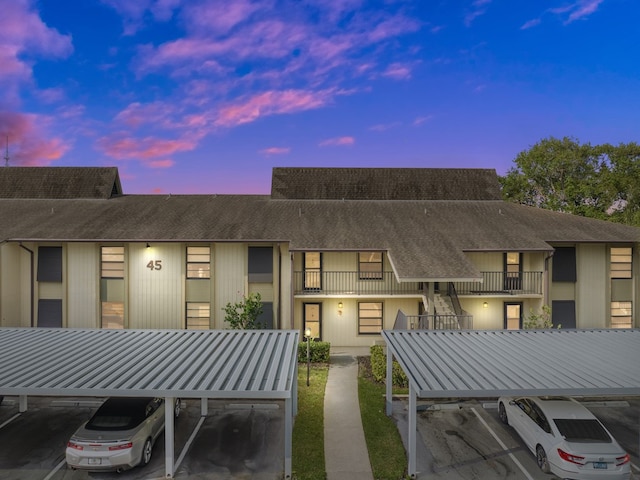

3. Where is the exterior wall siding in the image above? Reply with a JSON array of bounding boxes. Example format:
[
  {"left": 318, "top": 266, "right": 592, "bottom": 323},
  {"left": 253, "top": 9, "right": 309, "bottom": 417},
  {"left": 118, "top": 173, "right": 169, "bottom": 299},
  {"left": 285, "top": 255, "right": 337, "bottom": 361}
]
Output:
[
  {"left": 67, "top": 243, "right": 99, "bottom": 328},
  {"left": 214, "top": 243, "right": 246, "bottom": 329},
  {"left": 1, "top": 243, "right": 26, "bottom": 327},
  {"left": 576, "top": 244, "right": 607, "bottom": 328},
  {"left": 129, "top": 243, "right": 183, "bottom": 329}
]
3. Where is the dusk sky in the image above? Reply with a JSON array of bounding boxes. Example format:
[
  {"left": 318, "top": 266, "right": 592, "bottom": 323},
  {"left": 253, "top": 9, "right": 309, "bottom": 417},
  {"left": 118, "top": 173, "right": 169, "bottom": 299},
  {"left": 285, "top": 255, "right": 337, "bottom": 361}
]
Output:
[{"left": 1, "top": 0, "right": 639, "bottom": 194}]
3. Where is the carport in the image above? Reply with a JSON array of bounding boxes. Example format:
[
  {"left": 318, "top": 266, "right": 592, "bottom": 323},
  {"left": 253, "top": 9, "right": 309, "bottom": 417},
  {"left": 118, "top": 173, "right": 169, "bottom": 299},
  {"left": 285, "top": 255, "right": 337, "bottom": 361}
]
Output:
[
  {"left": 382, "top": 328, "right": 640, "bottom": 478},
  {"left": 0, "top": 328, "right": 299, "bottom": 478}
]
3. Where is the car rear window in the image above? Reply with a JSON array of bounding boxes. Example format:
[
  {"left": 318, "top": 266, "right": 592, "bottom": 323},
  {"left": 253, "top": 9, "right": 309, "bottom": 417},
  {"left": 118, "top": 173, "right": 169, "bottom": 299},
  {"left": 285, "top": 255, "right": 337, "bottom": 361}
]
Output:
[
  {"left": 85, "top": 398, "right": 150, "bottom": 431},
  {"left": 553, "top": 419, "right": 611, "bottom": 443}
]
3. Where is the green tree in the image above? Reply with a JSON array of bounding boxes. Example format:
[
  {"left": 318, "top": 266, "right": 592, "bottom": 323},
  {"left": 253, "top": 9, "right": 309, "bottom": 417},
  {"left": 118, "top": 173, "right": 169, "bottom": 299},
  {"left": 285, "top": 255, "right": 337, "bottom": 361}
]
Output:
[
  {"left": 523, "top": 305, "right": 556, "bottom": 329},
  {"left": 223, "top": 292, "right": 264, "bottom": 329},
  {"left": 500, "top": 137, "right": 640, "bottom": 227}
]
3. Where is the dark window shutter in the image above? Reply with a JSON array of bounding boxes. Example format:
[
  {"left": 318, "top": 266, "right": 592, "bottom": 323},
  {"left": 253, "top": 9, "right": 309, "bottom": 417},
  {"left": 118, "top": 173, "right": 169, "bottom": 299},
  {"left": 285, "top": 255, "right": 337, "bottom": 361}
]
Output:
[
  {"left": 38, "top": 299, "right": 63, "bottom": 327},
  {"left": 37, "top": 247, "right": 62, "bottom": 282},
  {"left": 248, "top": 247, "right": 273, "bottom": 282},
  {"left": 552, "top": 247, "right": 576, "bottom": 282},
  {"left": 551, "top": 300, "right": 576, "bottom": 328}
]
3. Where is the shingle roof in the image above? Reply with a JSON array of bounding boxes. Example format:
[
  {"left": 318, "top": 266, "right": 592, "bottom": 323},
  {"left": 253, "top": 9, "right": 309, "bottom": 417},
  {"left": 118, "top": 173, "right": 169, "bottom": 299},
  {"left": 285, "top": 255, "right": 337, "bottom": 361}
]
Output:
[
  {"left": 271, "top": 167, "right": 502, "bottom": 200},
  {"left": 0, "top": 167, "right": 122, "bottom": 199},
  {"left": 0, "top": 167, "right": 638, "bottom": 281}
]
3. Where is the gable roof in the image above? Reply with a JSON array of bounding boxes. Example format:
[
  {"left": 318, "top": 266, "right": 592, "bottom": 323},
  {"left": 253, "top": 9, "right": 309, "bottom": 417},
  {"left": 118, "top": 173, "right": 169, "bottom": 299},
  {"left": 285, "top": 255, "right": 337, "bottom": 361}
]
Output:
[
  {"left": 0, "top": 167, "right": 122, "bottom": 199},
  {"left": 271, "top": 167, "right": 502, "bottom": 200},
  {"left": 0, "top": 167, "right": 638, "bottom": 281}
]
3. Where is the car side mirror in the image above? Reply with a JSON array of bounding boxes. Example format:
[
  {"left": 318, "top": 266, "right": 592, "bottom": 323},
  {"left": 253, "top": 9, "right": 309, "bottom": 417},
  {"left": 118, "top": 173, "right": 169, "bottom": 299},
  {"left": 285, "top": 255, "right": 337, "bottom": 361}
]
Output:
[{"left": 509, "top": 400, "right": 516, "bottom": 406}]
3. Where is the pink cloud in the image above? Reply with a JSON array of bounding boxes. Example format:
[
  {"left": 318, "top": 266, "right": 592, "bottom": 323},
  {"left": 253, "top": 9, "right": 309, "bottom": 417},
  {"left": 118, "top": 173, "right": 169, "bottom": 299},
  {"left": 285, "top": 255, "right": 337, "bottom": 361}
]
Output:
[
  {"left": 144, "top": 158, "right": 175, "bottom": 168},
  {"left": 520, "top": 18, "right": 542, "bottom": 30},
  {"left": 319, "top": 136, "right": 355, "bottom": 147},
  {"left": 96, "top": 132, "right": 197, "bottom": 161},
  {"left": 214, "top": 89, "right": 333, "bottom": 128},
  {"left": 260, "top": 147, "right": 291, "bottom": 155},
  {"left": 527, "top": 0, "right": 605, "bottom": 28},
  {"left": 566, "top": 0, "right": 604, "bottom": 22},
  {"left": 0, "top": 0, "right": 72, "bottom": 103},
  {"left": 0, "top": 110, "right": 69, "bottom": 165},
  {"left": 381, "top": 63, "right": 412, "bottom": 80},
  {"left": 413, "top": 115, "right": 434, "bottom": 126},
  {"left": 115, "top": 102, "right": 175, "bottom": 128},
  {"left": 183, "top": 0, "right": 265, "bottom": 35},
  {"left": 369, "top": 122, "right": 401, "bottom": 132}
]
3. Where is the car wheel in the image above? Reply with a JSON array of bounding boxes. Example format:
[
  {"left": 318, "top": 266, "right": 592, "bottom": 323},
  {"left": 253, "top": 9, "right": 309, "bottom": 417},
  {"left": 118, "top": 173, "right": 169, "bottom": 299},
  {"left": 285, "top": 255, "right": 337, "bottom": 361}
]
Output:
[
  {"left": 174, "top": 399, "right": 181, "bottom": 418},
  {"left": 536, "top": 445, "right": 550, "bottom": 473},
  {"left": 498, "top": 402, "right": 508, "bottom": 425},
  {"left": 140, "top": 438, "right": 153, "bottom": 466}
]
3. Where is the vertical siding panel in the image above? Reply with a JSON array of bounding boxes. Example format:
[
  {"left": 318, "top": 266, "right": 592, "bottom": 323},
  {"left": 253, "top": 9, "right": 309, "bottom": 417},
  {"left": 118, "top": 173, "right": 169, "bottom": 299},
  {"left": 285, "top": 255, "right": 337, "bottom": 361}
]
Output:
[
  {"left": 214, "top": 243, "right": 246, "bottom": 329},
  {"left": 1, "top": 243, "right": 25, "bottom": 327},
  {"left": 576, "top": 244, "right": 607, "bottom": 328},
  {"left": 67, "top": 243, "right": 98, "bottom": 328},
  {"left": 129, "top": 243, "right": 183, "bottom": 329}
]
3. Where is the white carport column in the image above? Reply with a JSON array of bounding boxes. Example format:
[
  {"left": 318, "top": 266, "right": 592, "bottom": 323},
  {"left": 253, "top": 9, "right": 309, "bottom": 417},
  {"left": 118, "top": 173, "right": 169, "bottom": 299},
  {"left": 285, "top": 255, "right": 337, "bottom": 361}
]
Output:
[
  {"left": 284, "top": 396, "right": 293, "bottom": 478},
  {"left": 385, "top": 346, "right": 393, "bottom": 416},
  {"left": 408, "top": 385, "right": 417, "bottom": 478},
  {"left": 164, "top": 396, "right": 175, "bottom": 478}
]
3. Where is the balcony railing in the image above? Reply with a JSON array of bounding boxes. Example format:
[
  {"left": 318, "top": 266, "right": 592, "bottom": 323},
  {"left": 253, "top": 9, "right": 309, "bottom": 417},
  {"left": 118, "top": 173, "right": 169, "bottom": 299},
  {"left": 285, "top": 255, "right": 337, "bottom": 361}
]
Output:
[
  {"left": 394, "top": 310, "right": 473, "bottom": 330},
  {"left": 293, "top": 271, "right": 423, "bottom": 296},
  {"left": 453, "top": 271, "right": 543, "bottom": 295}
]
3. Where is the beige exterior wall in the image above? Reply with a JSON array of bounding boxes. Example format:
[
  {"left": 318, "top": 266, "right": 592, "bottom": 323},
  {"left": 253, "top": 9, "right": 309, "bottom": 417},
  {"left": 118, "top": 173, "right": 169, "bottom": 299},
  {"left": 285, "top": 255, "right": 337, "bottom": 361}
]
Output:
[
  {"left": 67, "top": 243, "right": 99, "bottom": 328},
  {"left": 576, "top": 244, "right": 607, "bottom": 328},
  {"left": 1, "top": 243, "right": 29, "bottom": 327},
  {"left": 214, "top": 243, "right": 246, "bottom": 329}
]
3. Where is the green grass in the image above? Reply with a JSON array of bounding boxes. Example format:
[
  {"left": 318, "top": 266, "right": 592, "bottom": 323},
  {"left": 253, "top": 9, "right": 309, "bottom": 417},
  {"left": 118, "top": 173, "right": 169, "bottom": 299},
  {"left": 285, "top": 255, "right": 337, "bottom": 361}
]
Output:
[
  {"left": 292, "top": 365, "right": 328, "bottom": 480},
  {"left": 358, "top": 375, "right": 408, "bottom": 480}
]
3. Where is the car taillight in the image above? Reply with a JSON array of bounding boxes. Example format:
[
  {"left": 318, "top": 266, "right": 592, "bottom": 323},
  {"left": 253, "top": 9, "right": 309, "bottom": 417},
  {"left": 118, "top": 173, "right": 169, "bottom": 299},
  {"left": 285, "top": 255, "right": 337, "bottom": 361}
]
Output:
[
  {"left": 557, "top": 448, "right": 585, "bottom": 465},
  {"left": 108, "top": 442, "right": 133, "bottom": 451},
  {"left": 616, "top": 454, "right": 630, "bottom": 466},
  {"left": 67, "top": 441, "right": 83, "bottom": 451}
]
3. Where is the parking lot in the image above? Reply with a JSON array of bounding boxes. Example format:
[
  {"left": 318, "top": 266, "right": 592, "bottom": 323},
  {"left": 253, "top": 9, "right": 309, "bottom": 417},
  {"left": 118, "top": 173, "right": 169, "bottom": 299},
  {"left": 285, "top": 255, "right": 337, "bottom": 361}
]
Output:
[
  {"left": 394, "top": 396, "right": 640, "bottom": 479},
  {"left": 0, "top": 397, "right": 284, "bottom": 480},
  {"left": 1, "top": 395, "right": 638, "bottom": 479}
]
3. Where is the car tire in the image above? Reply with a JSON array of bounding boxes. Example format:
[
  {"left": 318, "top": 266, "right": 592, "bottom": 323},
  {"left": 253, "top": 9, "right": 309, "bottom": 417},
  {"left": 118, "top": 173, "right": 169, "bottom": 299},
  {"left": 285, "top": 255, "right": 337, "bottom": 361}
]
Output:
[
  {"left": 174, "top": 399, "right": 181, "bottom": 418},
  {"left": 141, "top": 438, "right": 153, "bottom": 466},
  {"left": 536, "top": 445, "right": 550, "bottom": 473},
  {"left": 498, "top": 402, "right": 508, "bottom": 425}
]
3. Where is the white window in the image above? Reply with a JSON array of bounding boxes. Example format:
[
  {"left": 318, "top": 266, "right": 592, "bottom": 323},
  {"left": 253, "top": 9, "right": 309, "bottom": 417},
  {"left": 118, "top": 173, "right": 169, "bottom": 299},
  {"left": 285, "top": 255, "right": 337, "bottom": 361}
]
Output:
[
  {"left": 102, "top": 301, "right": 124, "bottom": 329},
  {"left": 187, "top": 246, "right": 211, "bottom": 279},
  {"left": 358, "top": 302, "right": 383, "bottom": 334},
  {"left": 611, "top": 301, "right": 632, "bottom": 328},
  {"left": 187, "top": 302, "right": 210, "bottom": 330},
  {"left": 358, "top": 252, "right": 383, "bottom": 280},
  {"left": 611, "top": 247, "right": 632, "bottom": 279},
  {"left": 101, "top": 246, "right": 125, "bottom": 278}
]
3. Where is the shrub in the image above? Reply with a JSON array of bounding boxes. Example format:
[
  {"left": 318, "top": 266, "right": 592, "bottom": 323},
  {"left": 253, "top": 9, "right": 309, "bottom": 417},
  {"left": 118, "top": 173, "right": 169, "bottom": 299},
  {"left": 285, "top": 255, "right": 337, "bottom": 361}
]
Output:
[
  {"left": 298, "top": 341, "right": 331, "bottom": 364},
  {"left": 370, "top": 345, "right": 408, "bottom": 388}
]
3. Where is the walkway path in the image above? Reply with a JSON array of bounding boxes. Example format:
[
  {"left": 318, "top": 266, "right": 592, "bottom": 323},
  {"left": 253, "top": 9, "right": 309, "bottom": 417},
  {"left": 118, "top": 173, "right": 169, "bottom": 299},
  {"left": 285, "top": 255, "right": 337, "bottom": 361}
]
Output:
[{"left": 324, "top": 349, "right": 374, "bottom": 480}]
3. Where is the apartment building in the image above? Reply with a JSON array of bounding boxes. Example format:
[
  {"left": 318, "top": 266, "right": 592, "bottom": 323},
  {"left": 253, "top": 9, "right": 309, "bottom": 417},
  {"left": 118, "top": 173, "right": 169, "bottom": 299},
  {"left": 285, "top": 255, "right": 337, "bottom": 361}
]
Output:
[{"left": 0, "top": 166, "right": 637, "bottom": 346}]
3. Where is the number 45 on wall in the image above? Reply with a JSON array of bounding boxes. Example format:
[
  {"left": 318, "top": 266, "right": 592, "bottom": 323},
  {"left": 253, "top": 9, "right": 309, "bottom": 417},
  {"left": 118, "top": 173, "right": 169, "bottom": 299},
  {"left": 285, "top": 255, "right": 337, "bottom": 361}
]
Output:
[{"left": 147, "top": 260, "right": 162, "bottom": 271}]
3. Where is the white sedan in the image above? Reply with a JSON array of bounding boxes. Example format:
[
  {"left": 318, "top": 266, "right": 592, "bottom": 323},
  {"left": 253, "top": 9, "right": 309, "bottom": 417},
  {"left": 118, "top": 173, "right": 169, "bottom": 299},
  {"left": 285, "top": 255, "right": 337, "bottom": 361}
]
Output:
[
  {"left": 497, "top": 396, "right": 630, "bottom": 479},
  {"left": 66, "top": 397, "right": 180, "bottom": 472}
]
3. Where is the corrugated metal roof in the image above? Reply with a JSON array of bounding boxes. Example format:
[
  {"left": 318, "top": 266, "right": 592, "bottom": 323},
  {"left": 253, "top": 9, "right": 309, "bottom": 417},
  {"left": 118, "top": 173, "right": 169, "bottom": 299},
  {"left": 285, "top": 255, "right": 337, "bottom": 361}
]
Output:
[
  {"left": 0, "top": 328, "right": 299, "bottom": 399},
  {"left": 382, "top": 329, "right": 640, "bottom": 398}
]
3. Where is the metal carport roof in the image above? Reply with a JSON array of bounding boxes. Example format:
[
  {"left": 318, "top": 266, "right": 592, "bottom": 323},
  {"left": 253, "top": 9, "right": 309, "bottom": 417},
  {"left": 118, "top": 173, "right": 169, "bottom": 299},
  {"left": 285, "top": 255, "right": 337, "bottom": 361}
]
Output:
[
  {"left": 382, "top": 328, "right": 640, "bottom": 478},
  {"left": 0, "top": 328, "right": 300, "bottom": 478}
]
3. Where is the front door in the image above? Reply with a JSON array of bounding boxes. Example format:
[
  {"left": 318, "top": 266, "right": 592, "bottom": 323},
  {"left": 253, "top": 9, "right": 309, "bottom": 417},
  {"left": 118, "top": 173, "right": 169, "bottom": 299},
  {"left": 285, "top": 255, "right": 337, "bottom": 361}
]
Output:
[
  {"left": 303, "top": 252, "right": 322, "bottom": 291},
  {"left": 504, "top": 302, "right": 523, "bottom": 330},
  {"left": 304, "top": 303, "right": 322, "bottom": 340}
]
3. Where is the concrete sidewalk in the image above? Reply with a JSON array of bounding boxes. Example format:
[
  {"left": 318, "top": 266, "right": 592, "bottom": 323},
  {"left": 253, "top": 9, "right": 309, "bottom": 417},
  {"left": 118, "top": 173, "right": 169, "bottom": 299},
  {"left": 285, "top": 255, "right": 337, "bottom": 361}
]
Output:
[{"left": 324, "top": 349, "right": 374, "bottom": 480}]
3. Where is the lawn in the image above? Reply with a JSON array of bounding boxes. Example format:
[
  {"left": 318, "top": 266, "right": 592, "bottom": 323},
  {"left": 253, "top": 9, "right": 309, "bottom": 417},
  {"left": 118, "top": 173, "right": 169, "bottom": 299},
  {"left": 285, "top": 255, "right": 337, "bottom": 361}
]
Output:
[
  {"left": 358, "top": 360, "right": 408, "bottom": 480},
  {"left": 292, "top": 365, "right": 328, "bottom": 480}
]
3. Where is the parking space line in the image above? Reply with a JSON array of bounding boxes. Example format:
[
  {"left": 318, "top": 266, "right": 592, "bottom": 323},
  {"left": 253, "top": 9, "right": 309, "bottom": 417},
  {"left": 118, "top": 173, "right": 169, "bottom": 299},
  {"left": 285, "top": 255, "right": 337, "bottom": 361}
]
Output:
[
  {"left": 43, "top": 459, "right": 66, "bottom": 480},
  {"left": 471, "top": 407, "right": 535, "bottom": 480},
  {"left": 174, "top": 415, "right": 206, "bottom": 472},
  {"left": 0, "top": 413, "right": 21, "bottom": 430}
]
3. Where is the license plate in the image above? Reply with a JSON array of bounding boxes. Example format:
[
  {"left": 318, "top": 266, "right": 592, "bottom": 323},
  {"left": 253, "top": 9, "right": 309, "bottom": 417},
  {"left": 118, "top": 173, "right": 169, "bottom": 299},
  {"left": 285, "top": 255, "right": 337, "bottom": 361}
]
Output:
[
  {"left": 88, "top": 458, "right": 102, "bottom": 465},
  {"left": 593, "top": 462, "right": 607, "bottom": 469}
]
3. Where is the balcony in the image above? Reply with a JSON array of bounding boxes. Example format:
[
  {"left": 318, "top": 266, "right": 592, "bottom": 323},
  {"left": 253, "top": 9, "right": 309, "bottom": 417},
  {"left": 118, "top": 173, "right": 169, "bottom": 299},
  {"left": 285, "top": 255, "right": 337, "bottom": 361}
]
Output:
[
  {"left": 293, "top": 271, "right": 423, "bottom": 296},
  {"left": 394, "top": 311, "right": 473, "bottom": 330},
  {"left": 453, "top": 271, "right": 543, "bottom": 296}
]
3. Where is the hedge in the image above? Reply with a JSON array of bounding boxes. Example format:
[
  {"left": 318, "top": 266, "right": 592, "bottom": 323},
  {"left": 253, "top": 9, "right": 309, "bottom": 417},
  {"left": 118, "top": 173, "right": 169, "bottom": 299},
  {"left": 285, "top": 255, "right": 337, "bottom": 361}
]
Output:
[
  {"left": 370, "top": 345, "right": 408, "bottom": 388},
  {"left": 297, "top": 341, "right": 331, "bottom": 364}
]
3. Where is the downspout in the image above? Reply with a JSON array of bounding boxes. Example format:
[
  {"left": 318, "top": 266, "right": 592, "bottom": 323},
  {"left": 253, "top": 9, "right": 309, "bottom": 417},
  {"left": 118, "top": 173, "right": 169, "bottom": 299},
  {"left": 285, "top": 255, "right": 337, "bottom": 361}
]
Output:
[
  {"left": 543, "top": 250, "right": 554, "bottom": 308},
  {"left": 19, "top": 243, "right": 35, "bottom": 328}
]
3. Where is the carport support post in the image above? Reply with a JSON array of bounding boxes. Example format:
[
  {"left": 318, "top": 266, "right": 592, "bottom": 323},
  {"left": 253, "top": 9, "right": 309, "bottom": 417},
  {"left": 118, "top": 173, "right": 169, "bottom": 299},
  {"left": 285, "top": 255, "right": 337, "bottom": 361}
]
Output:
[
  {"left": 385, "top": 346, "right": 393, "bottom": 416},
  {"left": 284, "top": 396, "right": 292, "bottom": 478},
  {"left": 408, "top": 385, "right": 417, "bottom": 478},
  {"left": 164, "top": 396, "right": 175, "bottom": 478},
  {"left": 19, "top": 395, "right": 27, "bottom": 412},
  {"left": 201, "top": 398, "right": 208, "bottom": 416}
]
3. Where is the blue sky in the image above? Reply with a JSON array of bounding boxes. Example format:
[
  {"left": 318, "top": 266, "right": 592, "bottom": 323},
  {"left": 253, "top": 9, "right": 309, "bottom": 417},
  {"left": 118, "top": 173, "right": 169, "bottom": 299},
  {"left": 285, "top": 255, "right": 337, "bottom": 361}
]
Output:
[{"left": 1, "top": 0, "right": 639, "bottom": 193}]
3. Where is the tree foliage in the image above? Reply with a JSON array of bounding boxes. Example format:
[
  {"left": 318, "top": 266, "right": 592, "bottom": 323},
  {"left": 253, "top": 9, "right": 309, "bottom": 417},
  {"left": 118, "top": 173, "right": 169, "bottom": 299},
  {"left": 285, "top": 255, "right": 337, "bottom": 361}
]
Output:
[
  {"left": 500, "top": 137, "right": 640, "bottom": 226},
  {"left": 223, "top": 292, "right": 264, "bottom": 329}
]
